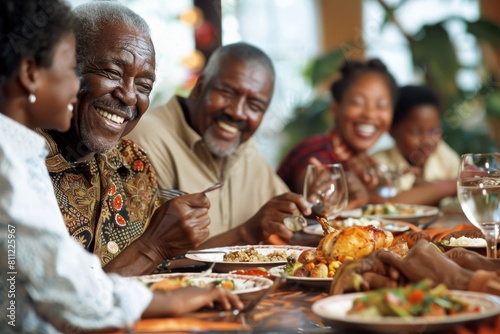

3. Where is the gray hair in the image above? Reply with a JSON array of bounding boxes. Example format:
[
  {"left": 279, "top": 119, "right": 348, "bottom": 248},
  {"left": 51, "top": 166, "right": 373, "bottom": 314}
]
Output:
[
  {"left": 73, "top": 1, "right": 151, "bottom": 75},
  {"left": 204, "top": 42, "right": 275, "bottom": 82}
]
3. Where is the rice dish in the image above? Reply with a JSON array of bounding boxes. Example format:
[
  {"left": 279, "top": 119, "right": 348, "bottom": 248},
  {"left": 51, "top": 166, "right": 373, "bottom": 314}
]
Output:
[{"left": 447, "top": 236, "right": 487, "bottom": 247}]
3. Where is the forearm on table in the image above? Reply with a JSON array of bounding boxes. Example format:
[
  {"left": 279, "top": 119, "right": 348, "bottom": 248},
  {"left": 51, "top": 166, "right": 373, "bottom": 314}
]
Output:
[
  {"left": 387, "top": 181, "right": 456, "bottom": 206},
  {"left": 142, "top": 291, "right": 175, "bottom": 318},
  {"left": 103, "top": 238, "right": 163, "bottom": 276}
]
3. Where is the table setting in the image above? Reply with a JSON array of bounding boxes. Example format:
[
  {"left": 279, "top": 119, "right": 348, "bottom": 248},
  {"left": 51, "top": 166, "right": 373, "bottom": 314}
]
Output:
[
  {"left": 94, "top": 206, "right": 500, "bottom": 334},
  {"left": 96, "top": 159, "right": 500, "bottom": 334}
]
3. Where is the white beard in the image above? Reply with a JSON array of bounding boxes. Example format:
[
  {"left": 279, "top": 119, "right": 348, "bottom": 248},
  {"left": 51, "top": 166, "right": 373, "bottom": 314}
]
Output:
[{"left": 203, "top": 126, "right": 241, "bottom": 158}]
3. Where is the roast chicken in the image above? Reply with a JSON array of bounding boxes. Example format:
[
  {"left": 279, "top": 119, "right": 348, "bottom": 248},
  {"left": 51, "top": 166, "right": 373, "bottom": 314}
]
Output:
[
  {"left": 284, "top": 218, "right": 406, "bottom": 279},
  {"left": 316, "top": 218, "right": 394, "bottom": 259}
]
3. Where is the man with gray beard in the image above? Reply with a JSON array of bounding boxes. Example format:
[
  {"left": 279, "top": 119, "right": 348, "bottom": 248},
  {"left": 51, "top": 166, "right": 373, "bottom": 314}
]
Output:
[{"left": 128, "top": 42, "right": 312, "bottom": 247}]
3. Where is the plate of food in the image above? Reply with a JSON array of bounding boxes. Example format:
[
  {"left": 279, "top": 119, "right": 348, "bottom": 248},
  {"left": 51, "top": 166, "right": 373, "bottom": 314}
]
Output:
[
  {"left": 303, "top": 218, "right": 409, "bottom": 236},
  {"left": 440, "top": 236, "right": 487, "bottom": 249},
  {"left": 438, "top": 236, "right": 500, "bottom": 255},
  {"left": 312, "top": 280, "right": 500, "bottom": 333},
  {"left": 342, "top": 203, "right": 440, "bottom": 224},
  {"left": 185, "top": 245, "right": 314, "bottom": 272},
  {"left": 268, "top": 265, "right": 332, "bottom": 288},
  {"left": 134, "top": 272, "right": 273, "bottom": 301},
  {"left": 437, "top": 229, "right": 499, "bottom": 254},
  {"left": 271, "top": 224, "right": 407, "bottom": 288}
]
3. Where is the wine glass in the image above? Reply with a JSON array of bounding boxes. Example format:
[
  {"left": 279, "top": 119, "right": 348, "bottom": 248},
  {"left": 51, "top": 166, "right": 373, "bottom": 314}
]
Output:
[
  {"left": 304, "top": 163, "right": 348, "bottom": 222},
  {"left": 457, "top": 153, "right": 500, "bottom": 258},
  {"left": 373, "top": 164, "right": 401, "bottom": 202}
]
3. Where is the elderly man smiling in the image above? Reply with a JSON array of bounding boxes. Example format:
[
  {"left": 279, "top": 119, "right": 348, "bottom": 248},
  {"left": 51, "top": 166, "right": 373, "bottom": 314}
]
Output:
[
  {"left": 39, "top": 1, "right": 212, "bottom": 276},
  {"left": 128, "top": 42, "right": 312, "bottom": 247}
]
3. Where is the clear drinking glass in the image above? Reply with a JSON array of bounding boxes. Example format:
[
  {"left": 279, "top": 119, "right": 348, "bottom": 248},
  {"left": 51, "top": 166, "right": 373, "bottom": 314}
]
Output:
[
  {"left": 304, "top": 163, "right": 348, "bottom": 222},
  {"left": 457, "top": 153, "right": 500, "bottom": 258},
  {"left": 374, "top": 164, "right": 401, "bottom": 202}
]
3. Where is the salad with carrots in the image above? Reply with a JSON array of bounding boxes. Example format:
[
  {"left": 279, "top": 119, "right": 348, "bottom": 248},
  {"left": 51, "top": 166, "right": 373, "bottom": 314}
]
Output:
[{"left": 348, "top": 279, "right": 480, "bottom": 318}]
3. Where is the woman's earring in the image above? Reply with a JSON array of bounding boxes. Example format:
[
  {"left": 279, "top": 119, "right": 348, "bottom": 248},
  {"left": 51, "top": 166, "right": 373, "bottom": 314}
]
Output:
[
  {"left": 28, "top": 93, "right": 37, "bottom": 104},
  {"left": 68, "top": 104, "right": 74, "bottom": 112}
]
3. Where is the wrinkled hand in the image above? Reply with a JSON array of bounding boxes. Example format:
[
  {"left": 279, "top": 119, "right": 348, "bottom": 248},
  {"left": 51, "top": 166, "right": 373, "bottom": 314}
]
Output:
[
  {"left": 146, "top": 286, "right": 243, "bottom": 317},
  {"left": 444, "top": 247, "right": 500, "bottom": 272},
  {"left": 144, "top": 193, "right": 211, "bottom": 260},
  {"left": 244, "top": 192, "right": 312, "bottom": 243},
  {"left": 378, "top": 240, "right": 474, "bottom": 290},
  {"left": 330, "top": 251, "right": 400, "bottom": 295}
]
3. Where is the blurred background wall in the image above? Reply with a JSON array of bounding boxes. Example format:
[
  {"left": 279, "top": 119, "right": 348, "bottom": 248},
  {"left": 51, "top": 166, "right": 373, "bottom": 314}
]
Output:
[{"left": 68, "top": 0, "right": 500, "bottom": 167}]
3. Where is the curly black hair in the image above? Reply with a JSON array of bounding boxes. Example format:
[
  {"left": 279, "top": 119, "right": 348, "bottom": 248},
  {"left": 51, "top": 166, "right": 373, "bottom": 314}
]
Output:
[
  {"left": 0, "top": 0, "right": 73, "bottom": 86},
  {"left": 329, "top": 58, "right": 399, "bottom": 106},
  {"left": 392, "top": 85, "right": 440, "bottom": 126}
]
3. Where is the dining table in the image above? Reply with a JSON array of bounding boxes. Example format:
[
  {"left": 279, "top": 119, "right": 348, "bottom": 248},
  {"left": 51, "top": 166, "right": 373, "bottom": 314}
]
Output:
[{"left": 99, "top": 209, "right": 500, "bottom": 334}]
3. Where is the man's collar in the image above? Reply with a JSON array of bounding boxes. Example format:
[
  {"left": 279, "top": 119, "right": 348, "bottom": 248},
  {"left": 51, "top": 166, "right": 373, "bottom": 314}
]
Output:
[{"left": 37, "top": 128, "right": 129, "bottom": 175}]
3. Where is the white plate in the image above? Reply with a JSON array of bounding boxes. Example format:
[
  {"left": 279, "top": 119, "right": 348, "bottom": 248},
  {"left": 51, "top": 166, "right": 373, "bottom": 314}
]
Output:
[
  {"left": 312, "top": 290, "right": 500, "bottom": 333},
  {"left": 303, "top": 221, "right": 409, "bottom": 236},
  {"left": 185, "top": 245, "right": 314, "bottom": 272},
  {"left": 342, "top": 204, "right": 440, "bottom": 223},
  {"left": 133, "top": 272, "right": 273, "bottom": 301},
  {"left": 380, "top": 221, "right": 411, "bottom": 233},
  {"left": 438, "top": 241, "right": 500, "bottom": 253},
  {"left": 268, "top": 265, "right": 332, "bottom": 288},
  {"left": 303, "top": 224, "right": 325, "bottom": 236}
]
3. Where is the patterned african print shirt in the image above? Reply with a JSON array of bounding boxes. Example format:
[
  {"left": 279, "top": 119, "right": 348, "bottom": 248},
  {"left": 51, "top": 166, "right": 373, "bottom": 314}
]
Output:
[{"left": 38, "top": 130, "right": 160, "bottom": 266}]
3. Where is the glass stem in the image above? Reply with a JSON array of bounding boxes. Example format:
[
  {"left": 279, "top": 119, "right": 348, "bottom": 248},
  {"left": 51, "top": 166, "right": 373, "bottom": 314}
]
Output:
[{"left": 483, "top": 224, "right": 499, "bottom": 259}]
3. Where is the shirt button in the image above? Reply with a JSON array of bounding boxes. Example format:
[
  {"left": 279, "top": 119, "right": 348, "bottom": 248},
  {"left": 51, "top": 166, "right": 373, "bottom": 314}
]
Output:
[{"left": 107, "top": 241, "right": 119, "bottom": 254}]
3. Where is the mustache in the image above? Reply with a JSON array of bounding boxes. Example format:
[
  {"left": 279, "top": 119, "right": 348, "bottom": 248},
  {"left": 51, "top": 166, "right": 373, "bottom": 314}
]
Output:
[
  {"left": 93, "top": 98, "right": 136, "bottom": 120},
  {"left": 216, "top": 113, "right": 246, "bottom": 130}
]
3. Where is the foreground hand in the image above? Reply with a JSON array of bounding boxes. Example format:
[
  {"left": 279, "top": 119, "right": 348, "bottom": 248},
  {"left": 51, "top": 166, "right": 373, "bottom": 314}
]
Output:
[
  {"left": 330, "top": 251, "right": 399, "bottom": 295},
  {"left": 143, "top": 193, "right": 211, "bottom": 260},
  {"left": 145, "top": 286, "right": 243, "bottom": 318},
  {"left": 244, "top": 192, "right": 312, "bottom": 243},
  {"left": 378, "top": 240, "right": 474, "bottom": 290},
  {"left": 444, "top": 247, "right": 500, "bottom": 272}
]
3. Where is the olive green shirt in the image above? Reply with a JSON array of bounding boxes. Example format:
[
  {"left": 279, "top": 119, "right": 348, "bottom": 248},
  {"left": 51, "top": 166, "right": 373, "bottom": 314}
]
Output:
[{"left": 127, "top": 96, "right": 289, "bottom": 237}]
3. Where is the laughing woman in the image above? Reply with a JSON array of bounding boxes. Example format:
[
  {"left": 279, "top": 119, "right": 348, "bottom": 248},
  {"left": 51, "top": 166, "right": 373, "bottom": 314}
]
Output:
[
  {"left": 277, "top": 59, "right": 398, "bottom": 208},
  {"left": 0, "top": 0, "right": 241, "bottom": 333}
]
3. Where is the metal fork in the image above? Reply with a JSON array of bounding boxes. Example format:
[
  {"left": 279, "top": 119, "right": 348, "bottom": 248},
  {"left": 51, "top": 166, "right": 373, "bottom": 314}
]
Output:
[
  {"left": 158, "top": 188, "right": 187, "bottom": 200},
  {"left": 158, "top": 182, "right": 223, "bottom": 201}
]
